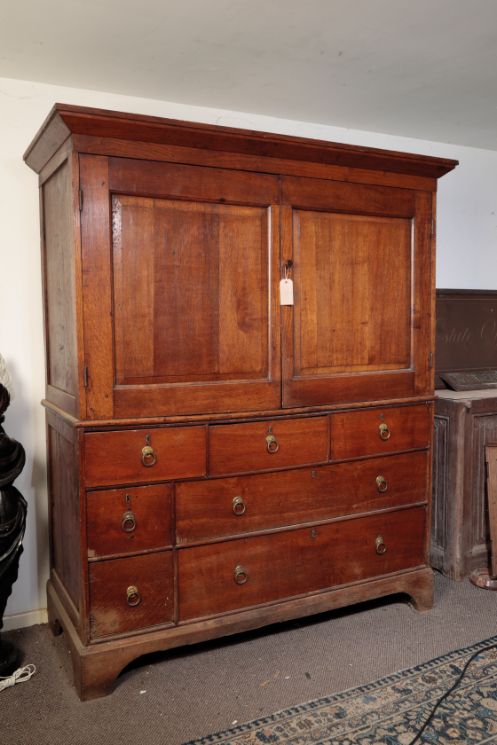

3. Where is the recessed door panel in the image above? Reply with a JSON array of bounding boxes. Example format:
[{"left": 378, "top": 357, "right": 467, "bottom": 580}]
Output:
[
  {"left": 295, "top": 211, "right": 412, "bottom": 375},
  {"left": 281, "top": 176, "right": 433, "bottom": 407},
  {"left": 113, "top": 197, "right": 270, "bottom": 384}
]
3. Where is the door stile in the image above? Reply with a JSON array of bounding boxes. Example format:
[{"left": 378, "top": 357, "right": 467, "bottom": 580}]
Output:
[
  {"left": 79, "top": 154, "right": 114, "bottom": 419},
  {"left": 280, "top": 205, "right": 295, "bottom": 406},
  {"left": 412, "top": 190, "right": 435, "bottom": 396}
]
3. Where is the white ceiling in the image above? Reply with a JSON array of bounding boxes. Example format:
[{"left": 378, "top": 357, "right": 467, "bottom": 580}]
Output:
[{"left": 2, "top": 0, "right": 497, "bottom": 149}]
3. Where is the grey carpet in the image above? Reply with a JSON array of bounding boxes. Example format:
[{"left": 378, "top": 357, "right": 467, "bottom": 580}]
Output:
[{"left": 2, "top": 573, "right": 497, "bottom": 745}]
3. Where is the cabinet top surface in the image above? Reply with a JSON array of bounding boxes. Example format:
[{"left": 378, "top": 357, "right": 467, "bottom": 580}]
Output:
[
  {"left": 436, "top": 389, "right": 497, "bottom": 401},
  {"left": 24, "top": 102, "right": 458, "bottom": 179}
]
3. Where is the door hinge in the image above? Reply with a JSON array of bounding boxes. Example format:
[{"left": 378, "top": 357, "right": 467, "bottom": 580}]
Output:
[
  {"left": 79, "top": 189, "right": 84, "bottom": 211},
  {"left": 83, "top": 365, "right": 89, "bottom": 388},
  {"left": 428, "top": 352, "right": 433, "bottom": 369}
]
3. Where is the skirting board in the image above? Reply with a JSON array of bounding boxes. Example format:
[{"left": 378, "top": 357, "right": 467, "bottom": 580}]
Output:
[{"left": 2, "top": 608, "right": 48, "bottom": 631}]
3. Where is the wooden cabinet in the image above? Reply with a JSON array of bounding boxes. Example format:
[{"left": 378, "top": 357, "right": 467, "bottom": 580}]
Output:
[
  {"left": 24, "top": 104, "right": 456, "bottom": 699},
  {"left": 432, "top": 390, "right": 497, "bottom": 579}
]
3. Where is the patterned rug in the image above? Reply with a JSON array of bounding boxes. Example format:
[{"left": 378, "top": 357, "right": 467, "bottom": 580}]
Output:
[{"left": 183, "top": 636, "right": 497, "bottom": 745}]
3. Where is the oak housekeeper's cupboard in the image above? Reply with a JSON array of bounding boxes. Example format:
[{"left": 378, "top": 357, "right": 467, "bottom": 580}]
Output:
[{"left": 24, "top": 105, "right": 457, "bottom": 699}]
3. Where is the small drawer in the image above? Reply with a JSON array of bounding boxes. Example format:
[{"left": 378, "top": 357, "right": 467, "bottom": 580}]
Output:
[
  {"left": 84, "top": 425, "right": 206, "bottom": 487},
  {"left": 89, "top": 552, "right": 174, "bottom": 638},
  {"left": 208, "top": 416, "right": 329, "bottom": 476},
  {"left": 176, "top": 451, "right": 429, "bottom": 544},
  {"left": 331, "top": 404, "right": 432, "bottom": 460},
  {"left": 178, "top": 506, "right": 426, "bottom": 620},
  {"left": 87, "top": 484, "right": 173, "bottom": 559}
]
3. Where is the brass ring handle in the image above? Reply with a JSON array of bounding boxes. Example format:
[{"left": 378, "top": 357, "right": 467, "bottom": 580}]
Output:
[
  {"left": 378, "top": 423, "right": 391, "bottom": 441},
  {"left": 265, "top": 434, "right": 279, "bottom": 454},
  {"left": 232, "top": 496, "right": 247, "bottom": 516},
  {"left": 375, "top": 535, "right": 387, "bottom": 555},
  {"left": 141, "top": 444, "right": 157, "bottom": 467},
  {"left": 376, "top": 475, "right": 388, "bottom": 493},
  {"left": 121, "top": 510, "right": 137, "bottom": 532},
  {"left": 126, "top": 585, "right": 142, "bottom": 607},
  {"left": 234, "top": 564, "right": 249, "bottom": 585}
]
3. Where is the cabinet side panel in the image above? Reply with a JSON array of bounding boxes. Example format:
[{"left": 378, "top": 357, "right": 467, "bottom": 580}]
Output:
[
  {"left": 42, "top": 159, "right": 78, "bottom": 413},
  {"left": 47, "top": 417, "right": 81, "bottom": 611}
]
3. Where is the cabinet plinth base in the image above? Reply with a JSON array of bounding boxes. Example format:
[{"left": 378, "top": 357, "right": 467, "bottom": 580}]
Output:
[{"left": 48, "top": 568, "right": 434, "bottom": 701}]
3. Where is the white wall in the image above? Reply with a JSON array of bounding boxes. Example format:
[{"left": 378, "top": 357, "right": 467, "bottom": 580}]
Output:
[{"left": 1, "top": 75, "right": 497, "bottom": 627}]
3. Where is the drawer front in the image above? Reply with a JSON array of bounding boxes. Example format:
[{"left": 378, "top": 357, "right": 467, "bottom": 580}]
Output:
[
  {"left": 89, "top": 552, "right": 174, "bottom": 638},
  {"left": 178, "top": 506, "right": 426, "bottom": 620},
  {"left": 84, "top": 425, "right": 206, "bottom": 487},
  {"left": 209, "top": 416, "right": 329, "bottom": 476},
  {"left": 176, "top": 451, "right": 428, "bottom": 544},
  {"left": 87, "top": 484, "right": 173, "bottom": 558},
  {"left": 331, "top": 404, "right": 432, "bottom": 460}
]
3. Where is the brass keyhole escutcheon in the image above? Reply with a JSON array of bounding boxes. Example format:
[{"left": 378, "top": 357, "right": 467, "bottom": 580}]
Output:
[
  {"left": 266, "top": 433, "right": 279, "bottom": 454},
  {"left": 126, "top": 585, "right": 142, "bottom": 607},
  {"left": 232, "top": 496, "right": 247, "bottom": 516},
  {"left": 375, "top": 535, "right": 387, "bottom": 555},
  {"left": 376, "top": 475, "right": 388, "bottom": 493},
  {"left": 379, "top": 423, "right": 391, "bottom": 441},
  {"left": 141, "top": 434, "right": 157, "bottom": 467},
  {"left": 234, "top": 565, "right": 249, "bottom": 585},
  {"left": 122, "top": 510, "right": 137, "bottom": 532}
]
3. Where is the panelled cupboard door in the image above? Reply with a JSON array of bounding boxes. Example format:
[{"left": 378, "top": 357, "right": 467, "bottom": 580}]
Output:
[
  {"left": 79, "top": 155, "right": 281, "bottom": 418},
  {"left": 281, "top": 177, "right": 434, "bottom": 407}
]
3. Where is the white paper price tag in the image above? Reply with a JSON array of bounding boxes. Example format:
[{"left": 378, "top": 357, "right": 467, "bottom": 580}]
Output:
[{"left": 279, "top": 278, "right": 294, "bottom": 306}]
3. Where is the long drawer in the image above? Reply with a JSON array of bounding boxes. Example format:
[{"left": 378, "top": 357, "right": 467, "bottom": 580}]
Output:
[
  {"left": 87, "top": 484, "right": 173, "bottom": 559},
  {"left": 89, "top": 552, "right": 174, "bottom": 638},
  {"left": 178, "top": 506, "right": 426, "bottom": 620},
  {"left": 84, "top": 425, "right": 207, "bottom": 487},
  {"left": 208, "top": 416, "right": 329, "bottom": 475},
  {"left": 176, "top": 451, "right": 428, "bottom": 544},
  {"left": 331, "top": 404, "right": 431, "bottom": 460}
]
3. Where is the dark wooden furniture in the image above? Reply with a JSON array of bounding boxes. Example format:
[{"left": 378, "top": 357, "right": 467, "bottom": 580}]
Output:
[
  {"left": 469, "top": 443, "right": 497, "bottom": 589},
  {"left": 435, "top": 289, "right": 497, "bottom": 390},
  {"left": 24, "top": 104, "right": 457, "bottom": 699},
  {"left": 486, "top": 444, "right": 497, "bottom": 580},
  {"left": 432, "top": 390, "right": 497, "bottom": 579},
  {"left": 431, "top": 290, "right": 497, "bottom": 580}
]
